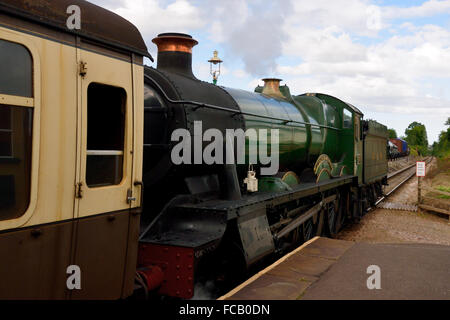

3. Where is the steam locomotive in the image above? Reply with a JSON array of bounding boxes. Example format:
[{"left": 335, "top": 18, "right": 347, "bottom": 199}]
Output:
[{"left": 0, "top": 0, "right": 388, "bottom": 299}]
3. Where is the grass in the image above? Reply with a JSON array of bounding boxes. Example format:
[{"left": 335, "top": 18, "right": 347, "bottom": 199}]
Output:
[
  {"left": 436, "top": 186, "right": 450, "bottom": 193},
  {"left": 432, "top": 186, "right": 450, "bottom": 200}
]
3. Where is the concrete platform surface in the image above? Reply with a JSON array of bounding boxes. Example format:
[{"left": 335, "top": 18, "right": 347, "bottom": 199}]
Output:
[{"left": 219, "top": 237, "right": 450, "bottom": 300}]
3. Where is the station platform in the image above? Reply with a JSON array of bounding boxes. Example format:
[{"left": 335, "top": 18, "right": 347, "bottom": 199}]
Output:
[{"left": 219, "top": 237, "right": 450, "bottom": 300}]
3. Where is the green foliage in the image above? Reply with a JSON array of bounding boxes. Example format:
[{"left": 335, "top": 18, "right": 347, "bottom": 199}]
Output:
[
  {"left": 388, "top": 128, "right": 397, "bottom": 139},
  {"left": 409, "top": 147, "right": 419, "bottom": 157},
  {"left": 405, "top": 122, "right": 428, "bottom": 147},
  {"left": 405, "top": 122, "right": 429, "bottom": 155},
  {"left": 432, "top": 118, "right": 450, "bottom": 158},
  {"left": 436, "top": 185, "right": 450, "bottom": 193},
  {"left": 436, "top": 186, "right": 450, "bottom": 199}
]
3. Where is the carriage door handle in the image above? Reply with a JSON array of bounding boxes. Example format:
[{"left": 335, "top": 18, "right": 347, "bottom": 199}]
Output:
[{"left": 127, "top": 188, "right": 136, "bottom": 204}]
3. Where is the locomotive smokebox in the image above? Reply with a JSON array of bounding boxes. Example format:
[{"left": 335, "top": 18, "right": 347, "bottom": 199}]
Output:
[{"left": 152, "top": 33, "right": 198, "bottom": 78}]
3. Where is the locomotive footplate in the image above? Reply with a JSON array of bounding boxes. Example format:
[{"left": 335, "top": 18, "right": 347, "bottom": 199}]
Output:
[{"left": 174, "top": 175, "right": 355, "bottom": 219}]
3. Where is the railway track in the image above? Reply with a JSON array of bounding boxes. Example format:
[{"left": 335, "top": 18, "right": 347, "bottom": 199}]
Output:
[{"left": 375, "top": 157, "right": 432, "bottom": 210}]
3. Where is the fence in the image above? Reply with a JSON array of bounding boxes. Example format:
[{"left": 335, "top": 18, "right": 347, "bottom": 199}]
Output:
[{"left": 418, "top": 183, "right": 450, "bottom": 222}]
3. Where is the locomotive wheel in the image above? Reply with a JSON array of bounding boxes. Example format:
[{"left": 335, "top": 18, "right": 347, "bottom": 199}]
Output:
[
  {"left": 302, "top": 218, "right": 315, "bottom": 242},
  {"left": 315, "top": 207, "right": 325, "bottom": 236},
  {"left": 214, "top": 242, "right": 247, "bottom": 291},
  {"left": 326, "top": 202, "right": 338, "bottom": 237},
  {"left": 291, "top": 226, "right": 301, "bottom": 245},
  {"left": 335, "top": 192, "right": 346, "bottom": 233}
]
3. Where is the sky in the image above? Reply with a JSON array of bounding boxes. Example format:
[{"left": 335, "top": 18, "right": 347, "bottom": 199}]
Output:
[{"left": 90, "top": 0, "right": 450, "bottom": 144}]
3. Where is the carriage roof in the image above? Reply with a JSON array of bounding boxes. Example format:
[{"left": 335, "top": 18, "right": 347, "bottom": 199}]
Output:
[{"left": 0, "top": 0, "right": 151, "bottom": 59}]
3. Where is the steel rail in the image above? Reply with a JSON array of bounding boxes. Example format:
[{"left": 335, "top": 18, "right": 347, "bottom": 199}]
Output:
[
  {"left": 387, "top": 161, "right": 418, "bottom": 179},
  {"left": 375, "top": 157, "right": 432, "bottom": 207}
]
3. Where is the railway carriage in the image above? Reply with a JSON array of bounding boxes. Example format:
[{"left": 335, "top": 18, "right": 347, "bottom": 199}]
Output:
[
  {"left": 0, "top": 0, "right": 388, "bottom": 299},
  {"left": 0, "top": 0, "right": 148, "bottom": 299}
]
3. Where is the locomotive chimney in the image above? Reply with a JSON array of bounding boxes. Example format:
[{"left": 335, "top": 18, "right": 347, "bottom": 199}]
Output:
[
  {"left": 152, "top": 33, "right": 198, "bottom": 78},
  {"left": 261, "top": 78, "right": 284, "bottom": 99}
]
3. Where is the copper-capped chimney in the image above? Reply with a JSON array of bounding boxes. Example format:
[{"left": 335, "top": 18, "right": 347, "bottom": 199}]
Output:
[
  {"left": 152, "top": 33, "right": 198, "bottom": 78},
  {"left": 261, "top": 78, "right": 284, "bottom": 98}
]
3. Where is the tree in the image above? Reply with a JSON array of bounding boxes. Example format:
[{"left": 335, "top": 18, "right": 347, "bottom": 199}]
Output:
[
  {"left": 405, "top": 122, "right": 428, "bottom": 155},
  {"left": 405, "top": 122, "right": 428, "bottom": 146},
  {"left": 432, "top": 118, "right": 450, "bottom": 157},
  {"left": 388, "top": 128, "right": 397, "bottom": 139}
]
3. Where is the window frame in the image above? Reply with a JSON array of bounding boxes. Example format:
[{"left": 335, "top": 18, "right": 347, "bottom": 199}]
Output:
[
  {"left": 0, "top": 108, "right": 13, "bottom": 158},
  {"left": 0, "top": 28, "right": 41, "bottom": 229},
  {"left": 85, "top": 82, "right": 127, "bottom": 188}
]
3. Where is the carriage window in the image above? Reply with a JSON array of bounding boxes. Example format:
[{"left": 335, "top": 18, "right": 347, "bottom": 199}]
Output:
[
  {"left": 0, "top": 39, "right": 33, "bottom": 221},
  {"left": 86, "top": 83, "right": 126, "bottom": 187},
  {"left": 343, "top": 109, "right": 352, "bottom": 128},
  {"left": 0, "top": 40, "right": 32, "bottom": 97}
]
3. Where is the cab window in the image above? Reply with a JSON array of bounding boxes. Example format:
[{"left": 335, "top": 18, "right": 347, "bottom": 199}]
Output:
[
  {"left": 0, "top": 39, "right": 34, "bottom": 221},
  {"left": 343, "top": 108, "right": 352, "bottom": 128}
]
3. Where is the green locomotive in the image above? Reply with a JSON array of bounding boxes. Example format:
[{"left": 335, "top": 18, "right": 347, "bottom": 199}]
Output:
[{"left": 139, "top": 33, "right": 389, "bottom": 299}]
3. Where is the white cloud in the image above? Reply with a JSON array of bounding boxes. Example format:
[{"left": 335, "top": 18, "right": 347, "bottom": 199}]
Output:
[
  {"left": 200, "top": 0, "right": 293, "bottom": 76},
  {"left": 274, "top": 1, "right": 450, "bottom": 143},
  {"left": 383, "top": 0, "right": 450, "bottom": 19},
  {"left": 92, "top": 0, "right": 204, "bottom": 40},
  {"left": 366, "top": 5, "right": 383, "bottom": 31},
  {"left": 282, "top": 26, "right": 368, "bottom": 63},
  {"left": 88, "top": 0, "right": 450, "bottom": 142},
  {"left": 285, "top": 0, "right": 382, "bottom": 37},
  {"left": 233, "top": 69, "right": 248, "bottom": 78}
]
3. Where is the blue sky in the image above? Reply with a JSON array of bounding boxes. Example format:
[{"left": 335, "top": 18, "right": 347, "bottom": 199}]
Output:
[{"left": 91, "top": 0, "right": 450, "bottom": 143}]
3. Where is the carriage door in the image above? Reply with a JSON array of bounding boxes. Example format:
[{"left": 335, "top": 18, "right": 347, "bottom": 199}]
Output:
[{"left": 75, "top": 49, "right": 134, "bottom": 218}]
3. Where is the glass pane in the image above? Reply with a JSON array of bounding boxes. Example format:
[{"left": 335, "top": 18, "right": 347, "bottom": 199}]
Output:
[
  {"left": 86, "top": 155, "right": 123, "bottom": 187},
  {"left": 0, "top": 107, "right": 11, "bottom": 129},
  {"left": 0, "top": 40, "right": 33, "bottom": 97},
  {"left": 0, "top": 105, "right": 33, "bottom": 221},
  {"left": 343, "top": 109, "right": 352, "bottom": 128},
  {"left": 0, "top": 131, "right": 12, "bottom": 156},
  {"left": 86, "top": 83, "right": 126, "bottom": 187}
]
